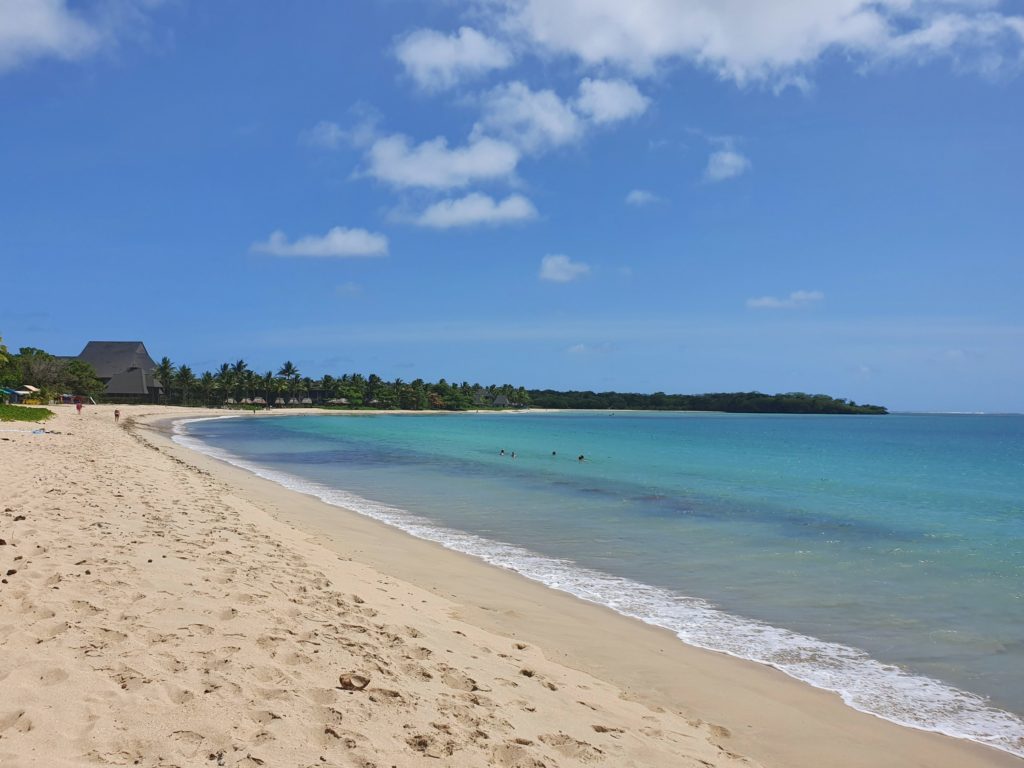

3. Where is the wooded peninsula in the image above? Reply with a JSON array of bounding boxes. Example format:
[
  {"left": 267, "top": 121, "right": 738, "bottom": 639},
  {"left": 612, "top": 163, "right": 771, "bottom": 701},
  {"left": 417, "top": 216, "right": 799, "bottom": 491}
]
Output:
[{"left": 0, "top": 339, "right": 887, "bottom": 415}]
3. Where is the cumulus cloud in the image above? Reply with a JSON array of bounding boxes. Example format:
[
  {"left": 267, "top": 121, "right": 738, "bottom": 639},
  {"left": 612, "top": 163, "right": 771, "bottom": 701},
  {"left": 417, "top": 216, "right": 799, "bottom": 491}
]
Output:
[
  {"left": 575, "top": 78, "right": 650, "bottom": 123},
  {"left": 625, "top": 189, "right": 662, "bottom": 206},
  {"left": 474, "top": 81, "right": 584, "bottom": 152},
  {"left": 365, "top": 133, "right": 519, "bottom": 189},
  {"left": 395, "top": 26, "right": 513, "bottom": 90},
  {"left": 473, "top": 78, "right": 649, "bottom": 153},
  {"left": 252, "top": 227, "right": 389, "bottom": 258},
  {"left": 705, "top": 149, "right": 751, "bottom": 182},
  {"left": 746, "top": 290, "right": 824, "bottom": 309},
  {"left": 539, "top": 254, "right": 590, "bottom": 282},
  {"left": 500, "top": 0, "right": 1024, "bottom": 83},
  {"left": 414, "top": 193, "right": 537, "bottom": 228},
  {"left": 0, "top": 0, "right": 102, "bottom": 73}
]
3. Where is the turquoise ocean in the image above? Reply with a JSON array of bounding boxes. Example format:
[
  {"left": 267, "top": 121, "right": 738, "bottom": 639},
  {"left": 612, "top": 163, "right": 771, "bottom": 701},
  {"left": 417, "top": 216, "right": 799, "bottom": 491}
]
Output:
[{"left": 175, "top": 412, "right": 1024, "bottom": 756}]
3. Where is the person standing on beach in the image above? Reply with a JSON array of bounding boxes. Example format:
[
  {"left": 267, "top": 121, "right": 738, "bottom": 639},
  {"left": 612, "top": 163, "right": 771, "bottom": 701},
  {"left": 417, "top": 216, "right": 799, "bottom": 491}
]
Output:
[
  {"left": 114, "top": 409, "right": 120, "bottom": 424},
  {"left": 76, "top": 401, "right": 82, "bottom": 415}
]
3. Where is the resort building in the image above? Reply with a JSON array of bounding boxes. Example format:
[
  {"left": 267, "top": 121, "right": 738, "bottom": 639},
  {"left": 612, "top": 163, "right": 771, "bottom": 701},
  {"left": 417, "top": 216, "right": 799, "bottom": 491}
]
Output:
[{"left": 74, "top": 341, "right": 165, "bottom": 402}]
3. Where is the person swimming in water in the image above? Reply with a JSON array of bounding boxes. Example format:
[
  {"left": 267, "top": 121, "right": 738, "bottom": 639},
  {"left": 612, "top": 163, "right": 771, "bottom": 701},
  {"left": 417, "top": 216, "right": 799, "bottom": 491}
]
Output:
[
  {"left": 499, "top": 449, "right": 505, "bottom": 456},
  {"left": 578, "top": 454, "right": 585, "bottom": 462}
]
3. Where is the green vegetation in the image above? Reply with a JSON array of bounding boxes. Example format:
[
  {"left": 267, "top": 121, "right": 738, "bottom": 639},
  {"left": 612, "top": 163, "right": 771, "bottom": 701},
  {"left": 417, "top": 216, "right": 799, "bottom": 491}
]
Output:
[
  {"left": 0, "top": 345, "right": 104, "bottom": 402},
  {"left": 152, "top": 356, "right": 884, "bottom": 413},
  {"left": 0, "top": 403, "right": 53, "bottom": 422},
  {"left": 0, "top": 334, "right": 887, "bottom": 415},
  {"left": 527, "top": 390, "right": 887, "bottom": 414},
  {"left": 152, "top": 355, "right": 530, "bottom": 410}
]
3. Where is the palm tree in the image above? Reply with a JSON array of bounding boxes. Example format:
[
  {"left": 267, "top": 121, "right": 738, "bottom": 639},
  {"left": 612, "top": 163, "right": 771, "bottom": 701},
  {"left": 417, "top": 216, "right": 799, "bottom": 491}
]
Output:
[
  {"left": 243, "top": 369, "right": 258, "bottom": 401},
  {"left": 261, "top": 370, "right": 276, "bottom": 404},
  {"left": 198, "top": 371, "right": 215, "bottom": 406},
  {"left": 154, "top": 357, "right": 176, "bottom": 404},
  {"left": 321, "top": 374, "right": 336, "bottom": 403},
  {"left": 176, "top": 365, "right": 196, "bottom": 406},
  {"left": 215, "top": 363, "right": 233, "bottom": 403},
  {"left": 229, "top": 359, "right": 247, "bottom": 400},
  {"left": 277, "top": 361, "right": 300, "bottom": 397},
  {"left": 364, "top": 373, "right": 381, "bottom": 403}
]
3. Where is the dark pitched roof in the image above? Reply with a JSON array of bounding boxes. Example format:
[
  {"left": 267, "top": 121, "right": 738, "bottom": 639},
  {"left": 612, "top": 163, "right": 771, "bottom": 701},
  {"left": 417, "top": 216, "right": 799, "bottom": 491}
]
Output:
[
  {"left": 105, "top": 368, "right": 164, "bottom": 396},
  {"left": 77, "top": 341, "right": 158, "bottom": 379}
]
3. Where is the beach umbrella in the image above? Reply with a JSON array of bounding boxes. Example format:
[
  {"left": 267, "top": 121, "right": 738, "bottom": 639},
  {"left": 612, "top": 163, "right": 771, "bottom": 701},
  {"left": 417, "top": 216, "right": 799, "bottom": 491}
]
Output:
[
  {"left": 275, "top": 397, "right": 285, "bottom": 405},
  {"left": 301, "top": 397, "right": 313, "bottom": 405}
]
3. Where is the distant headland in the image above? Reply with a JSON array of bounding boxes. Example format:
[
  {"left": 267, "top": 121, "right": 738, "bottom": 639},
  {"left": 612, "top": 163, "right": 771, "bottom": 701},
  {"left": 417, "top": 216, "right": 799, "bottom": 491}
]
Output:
[{"left": 0, "top": 338, "right": 886, "bottom": 415}]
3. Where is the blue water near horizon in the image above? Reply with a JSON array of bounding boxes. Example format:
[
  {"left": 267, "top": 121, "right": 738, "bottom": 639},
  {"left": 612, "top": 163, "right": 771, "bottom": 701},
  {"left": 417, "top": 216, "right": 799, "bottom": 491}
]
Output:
[{"left": 176, "top": 411, "right": 1024, "bottom": 756}]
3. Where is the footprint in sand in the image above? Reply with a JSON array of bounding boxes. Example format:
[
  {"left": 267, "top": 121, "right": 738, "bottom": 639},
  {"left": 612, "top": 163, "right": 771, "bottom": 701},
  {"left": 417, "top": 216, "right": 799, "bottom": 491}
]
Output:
[
  {"left": 0, "top": 710, "right": 32, "bottom": 734},
  {"left": 540, "top": 732, "right": 605, "bottom": 762},
  {"left": 161, "top": 682, "right": 194, "bottom": 705},
  {"left": 37, "top": 667, "right": 69, "bottom": 686},
  {"left": 491, "top": 742, "right": 547, "bottom": 768},
  {"left": 438, "top": 668, "right": 477, "bottom": 692}
]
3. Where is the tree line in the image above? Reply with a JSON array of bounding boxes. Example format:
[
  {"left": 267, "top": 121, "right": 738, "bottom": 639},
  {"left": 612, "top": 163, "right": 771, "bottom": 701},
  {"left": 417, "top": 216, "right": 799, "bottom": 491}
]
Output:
[
  {"left": 526, "top": 389, "right": 887, "bottom": 414},
  {"left": 152, "top": 357, "right": 530, "bottom": 410},
  {"left": 0, "top": 345, "right": 105, "bottom": 400},
  {"left": 0, "top": 337, "right": 887, "bottom": 414}
]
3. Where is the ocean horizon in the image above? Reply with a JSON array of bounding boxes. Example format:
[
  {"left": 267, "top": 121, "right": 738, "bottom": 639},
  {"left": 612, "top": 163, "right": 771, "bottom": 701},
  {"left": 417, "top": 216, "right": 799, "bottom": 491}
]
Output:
[{"left": 176, "top": 410, "right": 1024, "bottom": 757}]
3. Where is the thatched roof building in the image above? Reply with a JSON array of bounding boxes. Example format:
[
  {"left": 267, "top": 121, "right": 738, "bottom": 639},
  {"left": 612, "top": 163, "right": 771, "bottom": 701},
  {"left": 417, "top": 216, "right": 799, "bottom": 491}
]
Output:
[{"left": 74, "top": 341, "right": 163, "bottom": 400}]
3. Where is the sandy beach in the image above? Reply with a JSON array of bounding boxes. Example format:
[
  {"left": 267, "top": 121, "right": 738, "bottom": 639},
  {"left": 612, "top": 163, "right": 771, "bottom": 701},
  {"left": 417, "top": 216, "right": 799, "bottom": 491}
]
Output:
[{"left": 1, "top": 404, "right": 1019, "bottom": 768}]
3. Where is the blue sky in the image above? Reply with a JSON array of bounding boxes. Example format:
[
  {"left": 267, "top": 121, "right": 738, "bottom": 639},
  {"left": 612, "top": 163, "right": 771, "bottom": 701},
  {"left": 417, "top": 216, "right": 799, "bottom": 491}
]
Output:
[{"left": 1, "top": 1, "right": 1022, "bottom": 411}]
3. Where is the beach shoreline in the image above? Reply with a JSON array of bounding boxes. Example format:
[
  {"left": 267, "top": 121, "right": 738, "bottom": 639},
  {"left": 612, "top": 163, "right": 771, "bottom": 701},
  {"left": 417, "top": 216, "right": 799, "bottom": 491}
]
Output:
[{"left": 1, "top": 404, "right": 1019, "bottom": 767}]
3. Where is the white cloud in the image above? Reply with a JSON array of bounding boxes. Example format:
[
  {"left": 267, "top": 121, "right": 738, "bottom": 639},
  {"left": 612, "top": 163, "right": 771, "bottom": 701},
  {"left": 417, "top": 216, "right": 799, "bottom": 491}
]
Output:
[
  {"left": 365, "top": 133, "right": 519, "bottom": 189},
  {"left": 301, "top": 120, "right": 345, "bottom": 149},
  {"left": 575, "top": 78, "right": 650, "bottom": 123},
  {"left": 302, "top": 105, "right": 381, "bottom": 151},
  {"left": 414, "top": 193, "right": 538, "bottom": 228},
  {"left": 0, "top": 0, "right": 102, "bottom": 73},
  {"left": 252, "top": 227, "right": 389, "bottom": 258},
  {"left": 395, "top": 26, "right": 513, "bottom": 90},
  {"left": 473, "top": 78, "right": 649, "bottom": 154},
  {"left": 500, "top": 0, "right": 1024, "bottom": 83},
  {"left": 474, "top": 81, "right": 583, "bottom": 153},
  {"left": 0, "top": 0, "right": 166, "bottom": 75},
  {"left": 540, "top": 254, "right": 590, "bottom": 282},
  {"left": 746, "top": 290, "right": 825, "bottom": 309},
  {"left": 625, "top": 189, "right": 661, "bottom": 206},
  {"left": 705, "top": 149, "right": 751, "bottom": 182}
]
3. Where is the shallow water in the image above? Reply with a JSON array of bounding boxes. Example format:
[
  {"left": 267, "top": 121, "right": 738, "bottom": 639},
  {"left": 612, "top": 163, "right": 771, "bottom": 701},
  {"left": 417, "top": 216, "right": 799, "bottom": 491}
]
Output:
[{"left": 178, "top": 411, "right": 1024, "bottom": 756}]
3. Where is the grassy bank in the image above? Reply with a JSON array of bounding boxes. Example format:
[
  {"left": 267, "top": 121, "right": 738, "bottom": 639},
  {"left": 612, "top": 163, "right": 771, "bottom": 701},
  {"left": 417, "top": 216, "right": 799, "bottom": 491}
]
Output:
[{"left": 0, "top": 404, "right": 53, "bottom": 422}]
